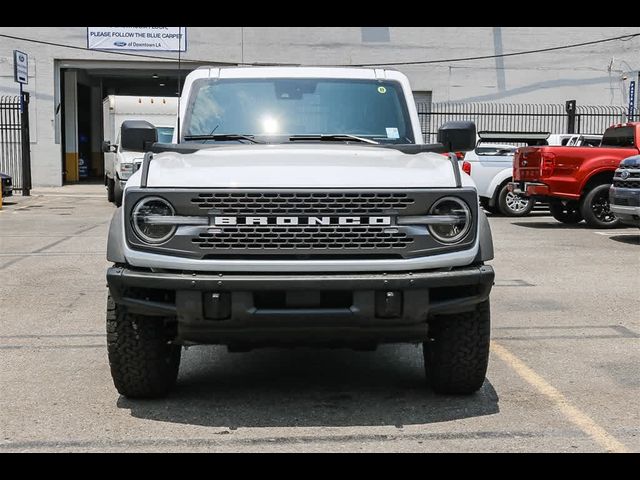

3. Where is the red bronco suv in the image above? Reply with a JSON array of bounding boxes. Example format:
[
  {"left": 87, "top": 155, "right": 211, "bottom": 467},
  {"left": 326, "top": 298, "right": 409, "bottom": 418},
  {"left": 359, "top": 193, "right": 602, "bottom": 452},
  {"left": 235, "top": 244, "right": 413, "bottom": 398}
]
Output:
[{"left": 508, "top": 122, "right": 640, "bottom": 228}]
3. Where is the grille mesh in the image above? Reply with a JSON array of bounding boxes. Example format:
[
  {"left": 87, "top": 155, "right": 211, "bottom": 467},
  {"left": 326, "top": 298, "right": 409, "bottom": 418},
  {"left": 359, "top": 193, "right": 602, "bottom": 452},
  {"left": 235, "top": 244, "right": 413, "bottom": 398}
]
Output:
[
  {"left": 613, "top": 180, "right": 640, "bottom": 188},
  {"left": 190, "top": 192, "right": 415, "bottom": 214},
  {"left": 192, "top": 226, "right": 414, "bottom": 250}
]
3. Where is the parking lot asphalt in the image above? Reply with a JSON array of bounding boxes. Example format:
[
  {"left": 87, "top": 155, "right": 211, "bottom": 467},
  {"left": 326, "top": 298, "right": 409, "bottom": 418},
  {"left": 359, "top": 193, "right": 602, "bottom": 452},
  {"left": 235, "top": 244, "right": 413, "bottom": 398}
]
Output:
[{"left": 0, "top": 185, "right": 638, "bottom": 452}]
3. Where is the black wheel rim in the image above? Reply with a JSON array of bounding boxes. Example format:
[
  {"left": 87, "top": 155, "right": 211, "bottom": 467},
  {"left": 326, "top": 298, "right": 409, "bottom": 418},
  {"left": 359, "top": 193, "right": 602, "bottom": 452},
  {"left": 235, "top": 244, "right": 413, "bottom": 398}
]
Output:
[{"left": 591, "top": 190, "right": 616, "bottom": 223}]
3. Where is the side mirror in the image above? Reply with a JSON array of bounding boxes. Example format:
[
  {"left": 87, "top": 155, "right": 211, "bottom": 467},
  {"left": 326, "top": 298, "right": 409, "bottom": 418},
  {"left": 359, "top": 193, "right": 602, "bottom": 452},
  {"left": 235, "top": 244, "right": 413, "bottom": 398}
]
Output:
[
  {"left": 120, "top": 120, "right": 158, "bottom": 152},
  {"left": 437, "top": 121, "right": 477, "bottom": 152},
  {"left": 102, "top": 140, "right": 112, "bottom": 153}
]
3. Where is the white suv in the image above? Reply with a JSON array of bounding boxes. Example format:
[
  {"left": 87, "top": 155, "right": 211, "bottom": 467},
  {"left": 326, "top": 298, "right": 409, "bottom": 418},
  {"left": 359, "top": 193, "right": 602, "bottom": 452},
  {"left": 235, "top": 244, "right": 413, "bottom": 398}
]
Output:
[
  {"left": 105, "top": 66, "right": 496, "bottom": 398},
  {"left": 462, "top": 132, "right": 549, "bottom": 216}
]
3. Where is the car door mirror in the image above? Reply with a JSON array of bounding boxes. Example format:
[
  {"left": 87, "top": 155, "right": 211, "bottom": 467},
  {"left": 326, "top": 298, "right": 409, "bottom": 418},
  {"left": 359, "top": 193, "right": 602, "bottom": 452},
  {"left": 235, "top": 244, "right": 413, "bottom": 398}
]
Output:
[
  {"left": 437, "top": 121, "right": 477, "bottom": 152},
  {"left": 120, "top": 120, "right": 158, "bottom": 152}
]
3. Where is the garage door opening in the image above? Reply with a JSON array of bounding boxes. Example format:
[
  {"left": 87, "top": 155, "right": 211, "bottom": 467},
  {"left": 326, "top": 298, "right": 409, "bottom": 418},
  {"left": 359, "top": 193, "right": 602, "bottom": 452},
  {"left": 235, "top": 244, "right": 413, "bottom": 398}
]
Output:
[{"left": 59, "top": 62, "right": 199, "bottom": 184}]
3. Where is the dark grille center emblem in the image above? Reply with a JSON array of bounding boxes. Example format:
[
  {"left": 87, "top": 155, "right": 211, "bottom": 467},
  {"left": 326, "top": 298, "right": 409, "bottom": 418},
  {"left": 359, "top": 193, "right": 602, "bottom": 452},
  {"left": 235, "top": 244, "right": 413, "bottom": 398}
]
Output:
[{"left": 620, "top": 170, "right": 630, "bottom": 180}]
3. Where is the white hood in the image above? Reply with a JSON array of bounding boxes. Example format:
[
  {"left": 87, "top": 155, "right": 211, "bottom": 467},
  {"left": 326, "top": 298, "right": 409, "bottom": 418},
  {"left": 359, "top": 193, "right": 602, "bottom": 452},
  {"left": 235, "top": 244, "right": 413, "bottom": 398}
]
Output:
[{"left": 128, "top": 144, "right": 471, "bottom": 189}]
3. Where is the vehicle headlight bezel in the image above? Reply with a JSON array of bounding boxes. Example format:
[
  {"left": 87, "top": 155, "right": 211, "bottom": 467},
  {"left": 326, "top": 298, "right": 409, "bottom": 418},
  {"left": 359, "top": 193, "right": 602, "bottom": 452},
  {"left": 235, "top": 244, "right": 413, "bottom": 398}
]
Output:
[
  {"left": 427, "top": 196, "right": 472, "bottom": 244},
  {"left": 131, "top": 196, "right": 177, "bottom": 245},
  {"left": 119, "top": 162, "right": 134, "bottom": 180}
]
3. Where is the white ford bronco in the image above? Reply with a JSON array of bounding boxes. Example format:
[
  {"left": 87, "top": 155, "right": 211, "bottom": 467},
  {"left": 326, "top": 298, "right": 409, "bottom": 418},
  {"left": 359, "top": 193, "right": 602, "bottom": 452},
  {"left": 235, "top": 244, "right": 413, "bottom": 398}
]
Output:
[{"left": 105, "top": 67, "right": 495, "bottom": 398}]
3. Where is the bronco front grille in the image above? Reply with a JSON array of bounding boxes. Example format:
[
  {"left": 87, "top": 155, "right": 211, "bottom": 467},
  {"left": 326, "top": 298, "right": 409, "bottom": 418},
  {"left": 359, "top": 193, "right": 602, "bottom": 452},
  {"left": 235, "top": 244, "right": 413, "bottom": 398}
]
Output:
[
  {"left": 124, "top": 188, "right": 479, "bottom": 260},
  {"left": 190, "top": 192, "right": 415, "bottom": 215},
  {"left": 191, "top": 226, "right": 414, "bottom": 251}
]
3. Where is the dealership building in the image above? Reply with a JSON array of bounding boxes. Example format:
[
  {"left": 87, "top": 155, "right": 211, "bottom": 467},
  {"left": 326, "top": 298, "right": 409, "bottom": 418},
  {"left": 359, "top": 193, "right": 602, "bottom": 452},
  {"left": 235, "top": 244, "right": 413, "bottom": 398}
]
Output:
[{"left": 0, "top": 26, "right": 639, "bottom": 187}]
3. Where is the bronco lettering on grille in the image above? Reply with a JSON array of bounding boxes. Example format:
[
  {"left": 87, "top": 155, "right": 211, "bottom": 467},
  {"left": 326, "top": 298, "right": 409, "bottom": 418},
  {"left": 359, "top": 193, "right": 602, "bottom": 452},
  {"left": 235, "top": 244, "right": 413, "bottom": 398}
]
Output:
[{"left": 213, "top": 216, "right": 392, "bottom": 226}]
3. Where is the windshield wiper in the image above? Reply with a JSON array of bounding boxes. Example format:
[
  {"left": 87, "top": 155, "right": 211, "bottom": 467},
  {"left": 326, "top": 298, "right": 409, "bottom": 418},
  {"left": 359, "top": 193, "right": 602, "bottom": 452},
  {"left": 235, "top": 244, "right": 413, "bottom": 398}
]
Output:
[
  {"left": 183, "top": 134, "right": 263, "bottom": 144},
  {"left": 288, "top": 134, "right": 379, "bottom": 144}
]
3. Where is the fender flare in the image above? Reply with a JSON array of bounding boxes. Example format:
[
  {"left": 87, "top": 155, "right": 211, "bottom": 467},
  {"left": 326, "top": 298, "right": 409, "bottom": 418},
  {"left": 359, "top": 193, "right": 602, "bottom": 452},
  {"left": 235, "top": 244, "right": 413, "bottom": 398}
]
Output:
[
  {"left": 577, "top": 167, "right": 616, "bottom": 194},
  {"left": 486, "top": 168, "right": 512, "bottom": 206},
  {"left": 473, "top": 208, "right": 494, "bottom": 262},
  {"left": 106, "top": 207, "right": 126, "bottom": 263}
]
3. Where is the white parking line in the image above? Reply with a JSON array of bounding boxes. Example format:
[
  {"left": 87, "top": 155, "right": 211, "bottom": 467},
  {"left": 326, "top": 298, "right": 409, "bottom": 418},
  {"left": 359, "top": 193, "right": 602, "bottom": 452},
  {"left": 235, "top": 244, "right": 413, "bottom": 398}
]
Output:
[
  {"left": 491, "top": 341, "right": 629, "bottom": 453},
  {"left": 593, "top": 231, "right": 638, "bottom": 236}
]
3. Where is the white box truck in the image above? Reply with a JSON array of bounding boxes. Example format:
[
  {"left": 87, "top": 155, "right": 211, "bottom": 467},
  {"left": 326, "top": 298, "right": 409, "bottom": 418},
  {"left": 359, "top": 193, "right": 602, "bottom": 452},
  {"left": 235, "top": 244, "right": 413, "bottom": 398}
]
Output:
[{"left": 102, "top": 95, "right": 177, "bottom": 206}]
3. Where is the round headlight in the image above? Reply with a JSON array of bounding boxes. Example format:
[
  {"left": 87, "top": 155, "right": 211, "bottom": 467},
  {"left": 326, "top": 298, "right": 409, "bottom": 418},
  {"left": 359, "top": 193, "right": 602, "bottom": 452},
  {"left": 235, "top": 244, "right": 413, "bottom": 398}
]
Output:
[
  {"left": 132, "top": 197, "right": 176, "bottom": 244},
  {"left": 428, "top": 197, "right": 471, "bottom": 244}
]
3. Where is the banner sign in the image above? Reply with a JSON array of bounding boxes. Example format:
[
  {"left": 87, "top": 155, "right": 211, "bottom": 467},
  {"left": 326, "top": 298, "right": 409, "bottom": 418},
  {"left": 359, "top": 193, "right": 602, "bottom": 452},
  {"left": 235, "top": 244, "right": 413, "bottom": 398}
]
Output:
[{"left": 87, "top": 27, "right": 186, "bottom": 52}]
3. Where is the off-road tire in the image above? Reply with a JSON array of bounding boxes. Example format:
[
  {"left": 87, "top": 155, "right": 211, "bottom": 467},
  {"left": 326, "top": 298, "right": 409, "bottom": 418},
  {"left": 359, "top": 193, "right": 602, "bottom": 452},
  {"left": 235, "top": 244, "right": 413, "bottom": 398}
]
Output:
[
  {"left": 424, "top": 300, "right": 490, "bottom": 394},
  {"left": 548, "top": 199, "right": 583, "bottom": 224},
  {"left": 113, "top": 180, "right": 123, "bottom": 207},
  {"left": 497, "top": 184, "right": 534, "bottom": 217},
  {"left": 106, "top": 294, "right": 181, "bottom": 399},
  {"left": 107, "top": 178, "right": 115, "bottom": 203},
  {"left": 579, "top": 183, "right": 621, "bottom": 229}
]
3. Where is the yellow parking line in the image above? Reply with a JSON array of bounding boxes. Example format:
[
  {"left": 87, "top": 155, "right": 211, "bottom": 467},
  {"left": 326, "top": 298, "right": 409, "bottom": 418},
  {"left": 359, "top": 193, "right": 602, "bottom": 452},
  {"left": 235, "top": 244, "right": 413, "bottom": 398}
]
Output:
[{"left": 491, "top": 340, "right": 629, "bottom": 453}]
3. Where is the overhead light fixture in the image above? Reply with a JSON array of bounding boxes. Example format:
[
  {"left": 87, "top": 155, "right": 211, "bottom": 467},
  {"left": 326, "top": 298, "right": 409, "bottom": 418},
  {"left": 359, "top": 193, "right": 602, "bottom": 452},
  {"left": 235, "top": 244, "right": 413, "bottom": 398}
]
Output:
[
  {"left": 152, "top": 73, "right": 159, "bottom": 79},
  {"left": 159, "top": 83, "right": 166, "bottom": 87}
]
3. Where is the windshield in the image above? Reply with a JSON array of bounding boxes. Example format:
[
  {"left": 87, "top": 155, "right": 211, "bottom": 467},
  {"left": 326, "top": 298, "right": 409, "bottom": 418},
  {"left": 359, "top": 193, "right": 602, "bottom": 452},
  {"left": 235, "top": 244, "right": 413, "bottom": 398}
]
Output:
[
  {"left": 156, "top": 127, "right": 174, "bottom": 143},
  {"left": 182, "top": 78, "right": 414, "bottom": 144}
]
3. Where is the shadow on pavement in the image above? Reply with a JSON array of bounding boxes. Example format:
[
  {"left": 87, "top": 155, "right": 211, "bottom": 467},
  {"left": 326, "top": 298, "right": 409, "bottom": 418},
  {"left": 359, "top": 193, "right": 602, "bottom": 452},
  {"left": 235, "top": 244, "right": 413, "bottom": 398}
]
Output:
[
  {"left": 609, "top": 234, "right": 640, "bottom": 245},
  {"left": 511, "top": 221, "right": 589, "bottom": 229},
  {"left": 484, "top": 211, "right": 550, "bottom": 218},
  {"left": 117, "top": 345, "right": 499, "bottom": 428}
]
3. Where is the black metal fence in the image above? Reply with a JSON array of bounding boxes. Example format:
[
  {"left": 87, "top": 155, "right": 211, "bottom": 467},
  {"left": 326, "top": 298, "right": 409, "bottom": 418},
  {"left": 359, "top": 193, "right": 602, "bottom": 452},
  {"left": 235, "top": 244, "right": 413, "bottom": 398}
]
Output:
[
  {"left": 0, "top": 92, "right": 31, "bottom": 195},
  {"left": 417, "top": 101, "right": 632, "bottom": 143}
]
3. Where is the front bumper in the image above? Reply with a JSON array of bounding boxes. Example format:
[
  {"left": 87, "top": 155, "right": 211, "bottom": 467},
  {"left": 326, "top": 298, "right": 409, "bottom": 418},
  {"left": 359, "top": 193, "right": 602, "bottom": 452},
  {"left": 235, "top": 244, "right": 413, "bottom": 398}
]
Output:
[
  {"left": 507, "top": 181, "right": 549, "bottom": 197},
  {"left": 610, "top": 186, "right": 640, "bottom": 226},
  {"left": 107, "top": 264, "right": 494, "bottom": 346}
]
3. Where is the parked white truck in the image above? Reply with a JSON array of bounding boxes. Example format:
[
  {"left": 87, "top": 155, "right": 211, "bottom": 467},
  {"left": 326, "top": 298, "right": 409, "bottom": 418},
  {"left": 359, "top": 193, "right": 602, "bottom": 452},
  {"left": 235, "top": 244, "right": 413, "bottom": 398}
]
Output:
[
  {"left": 102, "top": 95, "right": 177, "bottom": 206},
  {"left": 105, "top": 67, "right": 495, "bottom": 398}
]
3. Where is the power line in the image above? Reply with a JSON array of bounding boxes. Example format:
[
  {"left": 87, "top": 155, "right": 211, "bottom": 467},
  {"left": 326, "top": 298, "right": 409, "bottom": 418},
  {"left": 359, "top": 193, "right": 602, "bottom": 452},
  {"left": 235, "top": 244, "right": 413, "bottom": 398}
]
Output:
[
  {"left": 1, "top": 31, "right": 639, "bottom": 68},
  {"left": 345, "top": 32, "right": 640, "bottom": 67}
]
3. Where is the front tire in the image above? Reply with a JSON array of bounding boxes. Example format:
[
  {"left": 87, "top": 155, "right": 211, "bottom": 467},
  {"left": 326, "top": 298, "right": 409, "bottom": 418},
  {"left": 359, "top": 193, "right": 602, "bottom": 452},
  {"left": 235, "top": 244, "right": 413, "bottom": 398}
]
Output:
[
  {"left": 106, "top": 178, "right": 115, "bottom": 203},
  {"left": 579, "top": 183, "right": 620, "bottom": 229},
  {"left": 424, "top": 300, "right": 490, "bottom": 394},
  {"left": 497, "top": 184, "right": 534, "bottom": 217},
  {"left": 106, "top": 294, "right": 181, "bottom": 399},
  {"left": 113, "top": 180, "right": 123, "bottom": 207},
  {"left": 548, "top": 199, "right": 583, "bottom": 224}
]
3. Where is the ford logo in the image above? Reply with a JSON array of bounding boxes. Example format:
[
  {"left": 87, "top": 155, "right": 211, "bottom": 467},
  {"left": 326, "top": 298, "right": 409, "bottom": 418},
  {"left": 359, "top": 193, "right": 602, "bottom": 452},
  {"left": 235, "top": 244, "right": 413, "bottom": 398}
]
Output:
[
  {"left": 620, "top": 170, "right": 630, "bottom": 180},
  {"left": 113, "top": 41, "right": 127, "bottom": 47}
]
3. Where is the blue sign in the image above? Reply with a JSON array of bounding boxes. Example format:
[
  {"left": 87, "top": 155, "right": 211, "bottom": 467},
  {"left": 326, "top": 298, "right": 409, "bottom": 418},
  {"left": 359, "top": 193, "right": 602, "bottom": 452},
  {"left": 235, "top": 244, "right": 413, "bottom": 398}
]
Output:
[{"left": 629, "top": 80, "right": 636, "bottom": 120}]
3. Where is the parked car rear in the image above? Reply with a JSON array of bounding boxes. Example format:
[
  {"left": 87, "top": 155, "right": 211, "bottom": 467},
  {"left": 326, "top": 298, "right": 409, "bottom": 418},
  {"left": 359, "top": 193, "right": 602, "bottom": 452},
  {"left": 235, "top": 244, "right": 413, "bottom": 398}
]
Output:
[{"left": 463, "top": 132, "right": 549, "bottom": 216}]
